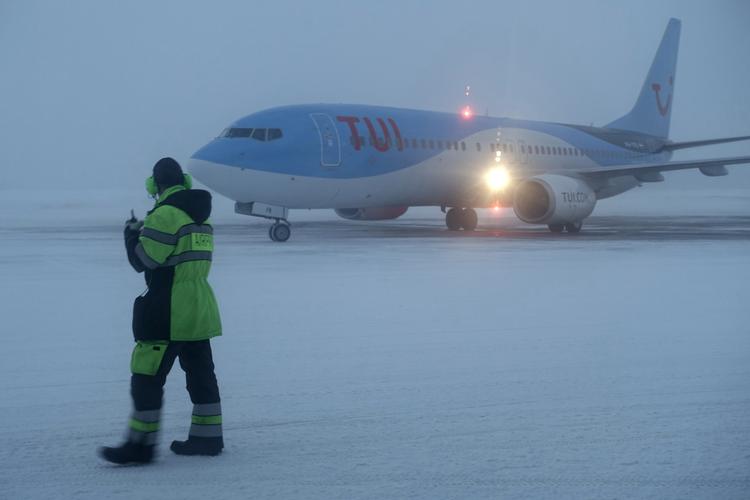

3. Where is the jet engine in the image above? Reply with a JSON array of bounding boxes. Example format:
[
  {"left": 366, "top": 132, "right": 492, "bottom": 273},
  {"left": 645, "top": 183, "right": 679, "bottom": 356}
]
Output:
[
  {"left": 334, "top": 207, "right": 408, "bottom": 221},
  {"left": 513, "top": 175, "right": 596, "bottom": 225}
]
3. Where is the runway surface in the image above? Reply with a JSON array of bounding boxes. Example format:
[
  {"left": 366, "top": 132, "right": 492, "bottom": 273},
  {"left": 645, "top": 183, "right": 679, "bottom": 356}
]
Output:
[{"left": 1, "top": 213, "right": 748, "bottom": 499}]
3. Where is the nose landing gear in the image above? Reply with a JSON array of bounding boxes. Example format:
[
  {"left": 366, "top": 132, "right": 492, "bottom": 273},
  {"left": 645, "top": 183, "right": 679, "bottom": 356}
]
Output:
[
  {"left": 235, "top": 201, "right": 292, "bottom": 242},
  {"left": 445, "top": 207, "right": 478, "bottom": 231}
]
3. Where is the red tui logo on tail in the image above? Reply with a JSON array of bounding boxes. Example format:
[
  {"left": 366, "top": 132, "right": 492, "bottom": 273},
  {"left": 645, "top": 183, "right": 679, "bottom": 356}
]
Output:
[{"left": 651, "top": 76, "right": 674, "bottom": 117}]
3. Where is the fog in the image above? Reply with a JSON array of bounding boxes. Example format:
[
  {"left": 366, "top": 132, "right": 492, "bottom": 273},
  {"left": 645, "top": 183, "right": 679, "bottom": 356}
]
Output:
[{"left": 1, "top": 0, "right": 748, "bottom": 191}]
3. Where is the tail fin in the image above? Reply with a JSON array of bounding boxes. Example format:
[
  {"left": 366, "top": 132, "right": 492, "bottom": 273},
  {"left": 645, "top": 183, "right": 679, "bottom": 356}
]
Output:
[{"left": 607, "top": 18, "right": 681, "bottom": 138}]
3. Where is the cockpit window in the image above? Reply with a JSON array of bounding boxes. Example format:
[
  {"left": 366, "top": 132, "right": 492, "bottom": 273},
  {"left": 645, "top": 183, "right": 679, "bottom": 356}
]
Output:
[
  {"left": 251, "top": 128, "right": 267, "bottom": 141},
  {"left": 223, "top": 127, "right": 253, "bottom": 138},
  {"left": 267, "top": 128, "right": 283, "bottom": 140},
  {"left": 221, "top": 127, "right": 283, "bottom": 141}
]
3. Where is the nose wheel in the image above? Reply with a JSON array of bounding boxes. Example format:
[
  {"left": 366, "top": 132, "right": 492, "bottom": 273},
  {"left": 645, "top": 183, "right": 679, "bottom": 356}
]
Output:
[
  {"left": 445, "top": 207, "right": 478, "bottom": 231},
  {"left": 269, "top": 221, "right": 291, "bottom": 242}
]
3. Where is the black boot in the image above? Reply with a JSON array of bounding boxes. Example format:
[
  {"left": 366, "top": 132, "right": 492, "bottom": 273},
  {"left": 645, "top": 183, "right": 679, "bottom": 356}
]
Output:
[
  {"left": 170, "top": 436, "right": 223, "bottom": 456},
  {"left": 99, "top": 442, "right": 155, "bottom": 465}
]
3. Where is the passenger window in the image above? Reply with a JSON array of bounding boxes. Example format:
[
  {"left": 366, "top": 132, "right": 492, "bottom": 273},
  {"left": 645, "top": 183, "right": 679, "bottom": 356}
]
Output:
[
  {"left": 251, "top": 128, "right": 267, "bottom": 141},
  {"left": 429, "top": 139, "right": 434, "bottom": 149},
  {"left": 412, "top": 139, "right": 418, "bottom": 148},
  {"left": 534, "top": 145, "right": 539, "bottom": 154},
  {"left": 461, "top": 141, "right": 466, "bottom": 151},
  {"left": 490, "top": 143, "right": 496, "bottom": 152},
  {"left": 421, "top": 139, "right": 426, "bottom": 148},
  {"left": 476, "top": 142, "right": 481, "bottom": 152},
  {"left": 437, "top": 140, "right": 443, "bottom": 149},
  {"left": 509, "top": 144, "right": 514, "bottom": 153}
]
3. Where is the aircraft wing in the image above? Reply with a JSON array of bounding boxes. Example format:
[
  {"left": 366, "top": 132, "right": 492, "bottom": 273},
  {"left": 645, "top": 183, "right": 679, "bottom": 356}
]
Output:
[
  {"left": 662, "top": 135, "right": 750, "bottom": 151},
  {"left": 577, "top": 155, "right": 750, "bottom": 179}
]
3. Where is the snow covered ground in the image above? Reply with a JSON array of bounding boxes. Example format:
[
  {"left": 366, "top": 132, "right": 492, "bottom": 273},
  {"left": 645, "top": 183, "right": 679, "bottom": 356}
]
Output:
[{"left": 1, "top": 188, "right": 749, "bottom": 499}]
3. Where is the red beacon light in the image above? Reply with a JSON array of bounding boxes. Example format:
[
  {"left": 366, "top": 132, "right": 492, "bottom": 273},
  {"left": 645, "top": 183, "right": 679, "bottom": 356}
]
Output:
[{"left": 461, "top": 105, "right": 473, "bottom": 119}]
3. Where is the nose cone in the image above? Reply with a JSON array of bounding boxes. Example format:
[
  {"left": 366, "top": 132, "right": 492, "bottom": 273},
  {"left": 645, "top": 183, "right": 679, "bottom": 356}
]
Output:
[
  {"left": 187, "top": 140, "right": 226, "bottom": 191},
  {"left": 187, "top": 138, "right": 259, "bottom": 203},
  {"left": 190, "top": 139, "right": 223, "bottom": 166},
  {"left": 186, "top": 156, "right": 213, "bottom": 186}
]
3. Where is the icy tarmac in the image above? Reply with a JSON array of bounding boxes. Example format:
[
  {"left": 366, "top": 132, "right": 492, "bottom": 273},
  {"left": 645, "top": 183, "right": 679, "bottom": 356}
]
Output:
[{"left": 1, "top": 192, "right": 749, "bottom": 499}]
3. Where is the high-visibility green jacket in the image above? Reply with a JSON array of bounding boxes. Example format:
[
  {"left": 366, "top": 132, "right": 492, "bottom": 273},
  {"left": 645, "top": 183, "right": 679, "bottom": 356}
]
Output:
[{"left": 126, "top": 185, "right": 222, "bottom": 341}]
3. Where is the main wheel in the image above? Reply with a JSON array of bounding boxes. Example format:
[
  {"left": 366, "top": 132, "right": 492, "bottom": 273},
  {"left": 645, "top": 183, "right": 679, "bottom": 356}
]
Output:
[
  {"left": 461, "top": 208, "right": 478, "bottom": 231},
  {"left": 548, "top": 223, "right": 564, "bottom": 233},
  {"left": 565, "top": 222, "right": 582, "bottom": 233},
  {"left": 446, "top": 208, "right": 462, "bottom": 231},
  {"left": 269, "top": 222, "right": 291, "bottom": 242}
]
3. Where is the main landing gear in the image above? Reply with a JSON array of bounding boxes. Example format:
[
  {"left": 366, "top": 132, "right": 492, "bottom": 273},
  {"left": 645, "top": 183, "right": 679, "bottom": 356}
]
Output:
[
  {"left": 548, "top": 221, "right": 583, "bottom": 234},
  {"left": 445, "top": 207, "right": 478, "bottom": 231},
  {"left": 269, "top": 220, "right": 291, "bottom": 242}
]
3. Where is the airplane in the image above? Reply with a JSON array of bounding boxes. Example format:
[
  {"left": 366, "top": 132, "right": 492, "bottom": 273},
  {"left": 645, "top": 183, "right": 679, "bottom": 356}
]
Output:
[{"left": 188, "top": 18, "right": 750, "bottom": 242}]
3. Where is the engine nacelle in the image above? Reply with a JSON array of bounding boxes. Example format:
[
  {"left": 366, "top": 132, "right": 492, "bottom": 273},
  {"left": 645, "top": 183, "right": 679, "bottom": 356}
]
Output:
[
  {"left": 335, "top": 206, "right": 408, "bottom": 221},
  {"left": 513, "top": 175, "right": 596, "bottom": 224}
]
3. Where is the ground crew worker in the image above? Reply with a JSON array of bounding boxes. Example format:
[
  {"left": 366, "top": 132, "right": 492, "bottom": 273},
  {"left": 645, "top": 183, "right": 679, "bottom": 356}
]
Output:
[{"left": 100, "top": 157, "right": 223, "bottom": 464}]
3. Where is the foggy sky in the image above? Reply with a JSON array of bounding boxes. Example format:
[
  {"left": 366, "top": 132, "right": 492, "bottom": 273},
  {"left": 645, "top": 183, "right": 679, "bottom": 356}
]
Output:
[{"left": 1, "top": 0, "right": 749, "bottom": 191}]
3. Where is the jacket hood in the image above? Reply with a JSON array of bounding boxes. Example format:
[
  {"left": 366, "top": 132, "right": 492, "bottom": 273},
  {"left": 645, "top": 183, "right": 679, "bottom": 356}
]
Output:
[{"left": 160, "top": 188, "right": 212, "bottom": 224}]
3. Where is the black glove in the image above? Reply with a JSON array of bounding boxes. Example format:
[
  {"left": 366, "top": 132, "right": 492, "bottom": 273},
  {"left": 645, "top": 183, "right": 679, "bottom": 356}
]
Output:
[
  {"left": 124, "top": 209, "right": 144, "bottom": 235},
  {"left": 124, "top": 210, "right": 146, "bottom": 273}
]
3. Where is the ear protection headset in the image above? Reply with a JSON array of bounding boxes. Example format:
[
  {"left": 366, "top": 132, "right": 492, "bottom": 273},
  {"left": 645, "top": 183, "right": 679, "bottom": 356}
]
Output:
[{"left": 145, "top": 173, "right": 193, "bottom": 197}]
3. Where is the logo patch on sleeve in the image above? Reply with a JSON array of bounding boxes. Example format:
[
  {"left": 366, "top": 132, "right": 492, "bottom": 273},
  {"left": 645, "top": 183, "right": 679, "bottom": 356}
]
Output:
[{"left": 191, "top": 233, "right": 213, "bottom": 251}]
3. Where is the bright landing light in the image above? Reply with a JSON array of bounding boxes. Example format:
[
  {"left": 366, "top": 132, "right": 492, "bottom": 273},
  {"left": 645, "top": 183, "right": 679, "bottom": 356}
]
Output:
[
  {"left": 485, "top": 167, "right": 510, "bottom": 192},
  {"left": 461, "top": 105, "right": 473, "bottom": 119}
]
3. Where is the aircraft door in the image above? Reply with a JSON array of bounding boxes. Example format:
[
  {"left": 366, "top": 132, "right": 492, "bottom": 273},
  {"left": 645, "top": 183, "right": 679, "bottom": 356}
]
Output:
[
  {"left": 310, "top": 113, "right": 341, "bottom": 167},
  {"left": 517, "top": 139, "right": 529, "bottom": 165}
]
